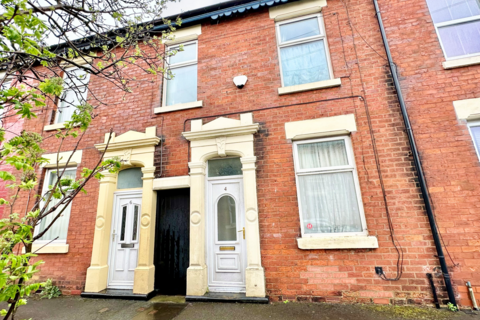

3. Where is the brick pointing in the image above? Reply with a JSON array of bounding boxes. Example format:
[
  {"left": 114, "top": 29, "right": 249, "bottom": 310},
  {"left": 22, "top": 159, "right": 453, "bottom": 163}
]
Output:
[
  {"left": 2, "top": 0, "right": 470, "bottom": 306},
  {"left": 377, "top": 0, "right": 480, "bottom": 308}
]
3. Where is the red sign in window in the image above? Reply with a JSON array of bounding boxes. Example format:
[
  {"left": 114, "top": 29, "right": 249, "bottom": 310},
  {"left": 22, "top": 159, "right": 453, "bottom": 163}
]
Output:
[{"left": 307, "top": 223, "right": 313, "bottom": 230}]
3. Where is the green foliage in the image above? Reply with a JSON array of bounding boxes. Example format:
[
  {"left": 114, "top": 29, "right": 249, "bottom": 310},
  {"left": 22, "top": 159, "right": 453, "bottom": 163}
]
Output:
[
  {"left": 39, "top": 279, "right": 61, "bottom": 299},
  {"left": 0, "top": 0, "right": 177, "bottom": 317},
  {"left": 446, "top": 303, "right": 458, "bottom": 312},
  {"left": 0, "top": 222, "right": 44, "bottom": 317}
]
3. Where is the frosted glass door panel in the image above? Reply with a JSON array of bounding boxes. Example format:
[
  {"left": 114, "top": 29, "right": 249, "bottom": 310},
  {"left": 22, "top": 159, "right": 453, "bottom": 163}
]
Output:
[{"left": 217, "top": 196, "right": 237, "bottom": 241}]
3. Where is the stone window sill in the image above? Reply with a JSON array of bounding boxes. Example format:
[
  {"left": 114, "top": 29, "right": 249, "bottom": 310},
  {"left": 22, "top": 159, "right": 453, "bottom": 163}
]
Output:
[
  {"left": 25, "top": 243, "right": 69, "bottom": 254},
  {"left": 44, "top": 122, "right": 66, "bottom": 131},
  {"left": 443, "top": 55, "right": 480, "bottom": 70},
  {"left": 297, "top": 235, "right": 378, "bottom": 250},
  {"left": 154, "top": 100, "right": 203, "bottom": 114},
  {"left": 278, "top": 78, "right": 341, "bottom": 95}
]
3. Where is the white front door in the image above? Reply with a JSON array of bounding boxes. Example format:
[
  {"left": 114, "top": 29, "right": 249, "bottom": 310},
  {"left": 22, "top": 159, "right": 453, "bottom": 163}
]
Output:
[
  {"left": 207, "top": 178, "right": 247, "bottom": 292},
  {"left": 108, "top": 191, "right": 142, "bottom": 289}
]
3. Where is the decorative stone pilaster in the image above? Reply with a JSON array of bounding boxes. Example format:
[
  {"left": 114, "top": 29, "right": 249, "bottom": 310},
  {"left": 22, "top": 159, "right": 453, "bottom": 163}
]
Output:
[
  {"left": 84, "top": 126, "right": 160, "bottom": 294},
  {"left": 133, "top": 166, "right": 157, "bottom": 294},
  {"left": 85, "top": 172, "right": 117, "bottom": 292},
  {"left": 182, "top": 113, "right": 266, "bottom": 298},
  {"left": 186, "top": 162, "right": 208, "bottom": 296},
  {"left": 241, "top": 157, "right": 266, "bottom": 297}
]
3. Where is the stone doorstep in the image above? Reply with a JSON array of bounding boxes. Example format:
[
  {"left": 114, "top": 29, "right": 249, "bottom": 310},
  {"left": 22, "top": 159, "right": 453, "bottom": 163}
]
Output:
[
  {"left": 186, "top": 292, "right": 269, "bottom": 304},
  {"left": 80, "top": 289, "right": 156, "bottom": 301}
]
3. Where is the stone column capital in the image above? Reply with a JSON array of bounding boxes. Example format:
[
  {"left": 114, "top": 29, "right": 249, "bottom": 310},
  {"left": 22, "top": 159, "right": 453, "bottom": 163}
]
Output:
[
  {"left": 99, "top": 172, "right": 117, "bottom": 184},
  {"left": 141, "top": 166, "right": 156, "bottom": 180},
  {"left": 241, "top": 157, "right": 257, "bottom": 171},
  {"left": 189, "top": 162, "right": 206, "bottom": 175}
]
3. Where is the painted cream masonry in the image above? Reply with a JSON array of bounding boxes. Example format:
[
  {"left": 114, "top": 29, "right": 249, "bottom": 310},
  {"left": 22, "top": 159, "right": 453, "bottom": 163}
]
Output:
[
  {"left": 182, "top": 113, "right": 266, "bottom": 297},
  {"left": 84, "top": 127, "right": 160, "bottom": 294}
]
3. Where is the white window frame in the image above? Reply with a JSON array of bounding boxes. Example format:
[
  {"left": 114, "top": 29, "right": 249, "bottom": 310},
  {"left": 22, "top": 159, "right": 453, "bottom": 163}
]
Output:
[
  {"left": 292, "top": 135, "right": 368, "bottom": 238},
  {"left": 34, "top": 167, "right": 77, "bottom": 244},
  {"left": 468, "top": 120, "right": 480, "bottom": 160},
  {"left": 275, "top": 13, "right": 334, "bottom": 88},
  {"left": 426, "top": 2, "right": 480, "bottom": 60},
  {"left": 55, "top": 66, "right": 90, "bottom": 124},
  {"left": 162, "top": 40, "right": 198, "bottom": 107}
]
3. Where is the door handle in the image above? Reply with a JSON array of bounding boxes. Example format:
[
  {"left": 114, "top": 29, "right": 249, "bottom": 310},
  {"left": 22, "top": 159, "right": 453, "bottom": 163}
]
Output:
[{"left": 237, "top": 227, "right": 245, "bottom": 240}]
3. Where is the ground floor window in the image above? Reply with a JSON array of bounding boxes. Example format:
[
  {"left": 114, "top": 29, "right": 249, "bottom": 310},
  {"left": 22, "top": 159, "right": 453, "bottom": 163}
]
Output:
[
  {"left": 293, "top": 136, "right": 367, "bottom": 237},
  {"left": 35, "top": 168, "right": 77, "bottom": 242}
]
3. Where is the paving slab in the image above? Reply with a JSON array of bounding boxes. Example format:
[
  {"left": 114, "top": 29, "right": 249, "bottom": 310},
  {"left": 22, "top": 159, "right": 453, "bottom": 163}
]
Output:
[
  {"left": 7, "top": 296, "right": 186, "bottom": 320},
  {"left": 4, "top": 295, "right": 480, "bottom": 320},
  {"left": 174, "top": 302, "right": 479, "bottom": 320}
]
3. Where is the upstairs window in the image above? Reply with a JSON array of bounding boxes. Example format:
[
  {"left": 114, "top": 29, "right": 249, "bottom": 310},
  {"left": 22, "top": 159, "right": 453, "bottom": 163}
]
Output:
[
  {"left": 426, "top": 0, "right": 480, "bottom": 60},
  {"left": 276, "top": 14, "right": 333, "bottom": 87},
  {"left": 164, "top": 41, "right": 198, "bottom": 106},
  {"left": 56, "top": 67, "right": 90, "bottom": 124}
]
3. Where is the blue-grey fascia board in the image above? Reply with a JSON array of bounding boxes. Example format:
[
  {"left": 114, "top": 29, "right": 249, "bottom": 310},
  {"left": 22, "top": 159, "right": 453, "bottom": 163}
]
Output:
[
  {"left": 152, "top": 0, "right": 291, "bottom": 31},
  {"left": 50, "top": 0, "right": 295, "bottom": 52}
]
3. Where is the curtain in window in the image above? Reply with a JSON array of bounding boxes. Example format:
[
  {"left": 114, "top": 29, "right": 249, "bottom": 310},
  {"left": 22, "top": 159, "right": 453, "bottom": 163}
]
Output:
[
  {"left": 280, "top": 40, "right": 330, "bottom": 87},
  {"left": 38, "top": 170, "right": 76, "bottom": 241},
  {"left": 58, "top": 68, "right": 90, "bottom": 123},
  {"left": 166, "top": 64, "right": 198, "bottom": 106},
  {"left": 57, "top": 89, "right": 78, "bottom": 123},
  {"left": 426, "top": 0, "right": 480, "bottom": 58},
  {"left": 279, "top": 18, "right": 320, "bottom": 42},
  {"left": 298, "top": 171, "right": 362, "bottom": 234},
  {"left": 426, "top": 0, "right": 480, "bottom": 23},
  {"left": 438, "top": 20, "right": 480, "bottom": 58},
  {"left": 297, "top": 140, "right": 348, "bottom": 169}
]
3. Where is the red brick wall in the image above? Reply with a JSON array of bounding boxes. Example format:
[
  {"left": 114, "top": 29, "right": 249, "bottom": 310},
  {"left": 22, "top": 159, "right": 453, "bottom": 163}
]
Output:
[
  {"left": 0, "top": 110, "right": 25, "bottom": 216},
  {"left": 5, "top": 0, "right": 469, "bottom": 306},
  {"left": 377, "top": 0, "right": 480, "bottom": 307}
]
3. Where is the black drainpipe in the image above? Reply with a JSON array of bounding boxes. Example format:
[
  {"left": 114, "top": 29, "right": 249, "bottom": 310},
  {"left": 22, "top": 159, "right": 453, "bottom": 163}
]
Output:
[{"left": 372, "top": 0, "right": 456, "bottom": 306}]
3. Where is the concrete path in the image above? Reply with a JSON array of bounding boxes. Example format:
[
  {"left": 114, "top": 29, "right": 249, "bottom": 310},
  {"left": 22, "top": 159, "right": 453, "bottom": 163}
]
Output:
[{"left": 9, "top": 295, "right": 480, "bottom": 320}]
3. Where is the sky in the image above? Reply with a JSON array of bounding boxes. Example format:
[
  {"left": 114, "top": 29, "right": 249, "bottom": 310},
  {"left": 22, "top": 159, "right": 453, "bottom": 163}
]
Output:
[
  {"left": 39, "top": 0, "right": 235, "bottom": 46},
  {"left": 162, "top": 0, "right": 234, "bottom": 17}
]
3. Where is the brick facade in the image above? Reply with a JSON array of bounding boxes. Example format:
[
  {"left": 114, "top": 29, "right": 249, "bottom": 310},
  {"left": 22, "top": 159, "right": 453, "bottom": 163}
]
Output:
[
  {"left": 378, "top": 0, "right": 480, "bottom": 307},
  {"left": 2, "top": 0, "right": 478, "bottom": 307}
]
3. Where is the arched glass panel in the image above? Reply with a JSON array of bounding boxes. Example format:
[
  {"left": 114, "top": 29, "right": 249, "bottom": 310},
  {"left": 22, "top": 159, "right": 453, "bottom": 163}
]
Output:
[
  {"left": 208, "top": 158, "right": 242, "bottom": 177},
  {"left": 117, "top": 168, "right": 143, "bottom": 189},
  {"left": 217, "top": 196, "right": 237, "bottom": 241}
]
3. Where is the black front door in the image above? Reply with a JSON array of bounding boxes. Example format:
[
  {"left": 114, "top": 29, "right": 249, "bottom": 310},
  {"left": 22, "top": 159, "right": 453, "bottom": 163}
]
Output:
[{"left": 154, "top": 188, "right": 190, "bottom": 295}]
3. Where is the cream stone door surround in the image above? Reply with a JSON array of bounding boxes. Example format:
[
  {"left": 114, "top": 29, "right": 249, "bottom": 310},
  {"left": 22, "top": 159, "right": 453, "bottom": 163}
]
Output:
[
  {"left": 182, "top": 113, "right": 266, "bottom": 298},
  {"left": 84, "top": 127, "right": 160, "bottom": 295}
]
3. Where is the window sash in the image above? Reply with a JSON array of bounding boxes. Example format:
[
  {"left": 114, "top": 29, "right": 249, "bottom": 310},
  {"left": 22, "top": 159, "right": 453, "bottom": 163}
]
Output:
[
  {"left": 468, "top": 120, "right": 480, "bottom": 161},
  {"left": 293, "top": 136, "right": 367, "bottom": 237},
  {"left": 163, "top": 40, "right": 198, "bottom": 107},
  {"left": 427, "top": 3, "right": 480, "bottom": 60},
  {"left": 167, "top": 41, "right": 198, "bottom": 67},
  {"left": 275, "top": 14, "right": 333, "bottom": 87},
  {"left": 55, "top": 85, "right": 88, "bottom": 123},
  {"left": 34, "top": 168, "right": 77, "bottom": 243},
  {"left": 55, "top": 66, "right": 90, "bottom": 123},
  {"left": 293, "top": 136, "right": 355, "bottom": 173}
]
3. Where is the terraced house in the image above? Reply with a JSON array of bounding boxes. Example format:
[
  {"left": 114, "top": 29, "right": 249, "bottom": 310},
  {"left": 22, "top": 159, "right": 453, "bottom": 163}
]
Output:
[{"left": 3, "top": 0, "right": 480, "bottom": 309}]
